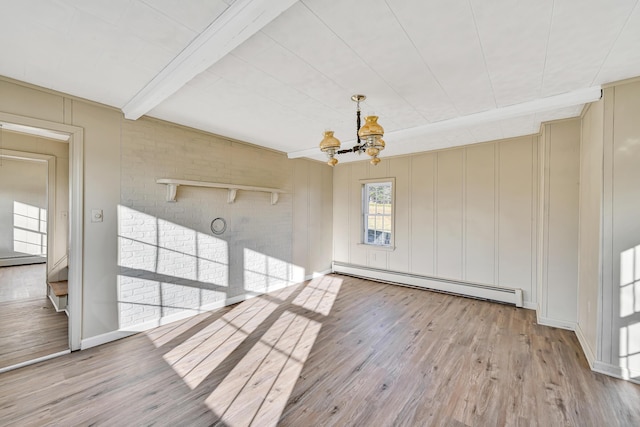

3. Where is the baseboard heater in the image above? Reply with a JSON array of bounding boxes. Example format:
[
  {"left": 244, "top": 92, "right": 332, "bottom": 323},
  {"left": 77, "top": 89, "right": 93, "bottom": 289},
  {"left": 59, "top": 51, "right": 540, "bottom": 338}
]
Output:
[{"left": 332, "top": 262, "right": 523, "bottom": 307}]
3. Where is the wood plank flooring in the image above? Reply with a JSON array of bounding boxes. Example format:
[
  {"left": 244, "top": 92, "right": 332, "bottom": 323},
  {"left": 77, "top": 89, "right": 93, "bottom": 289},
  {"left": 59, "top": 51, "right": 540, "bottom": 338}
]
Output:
[
  {"left": 0, "top": 297, "right": 68, "bottom": 369},
  {"left": 0, "top": 274, "right": 638, "bottom": 426},
  {"left": 0, "top": 264, "right": 47, "bottom": 302}
]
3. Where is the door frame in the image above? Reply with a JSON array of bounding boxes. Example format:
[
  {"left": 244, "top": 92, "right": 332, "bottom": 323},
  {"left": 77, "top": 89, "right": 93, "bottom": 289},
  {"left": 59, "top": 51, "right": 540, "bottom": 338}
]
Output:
[{"left": 0, "top": 112, "right": 83, "bottom": 351}]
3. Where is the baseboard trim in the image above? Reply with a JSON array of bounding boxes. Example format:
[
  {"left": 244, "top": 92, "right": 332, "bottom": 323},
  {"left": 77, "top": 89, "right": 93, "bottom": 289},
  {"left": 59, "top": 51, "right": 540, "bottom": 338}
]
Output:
[
  {"left": 332, "top": 262, "right": 523, "bottom": 307},
  {"left": 81, "top": 281, "right": 305, "bottom": 350},
  {"left": 523, "top": 302, "right": 537, "bottom": 310},
  {"left": 574, "top": 323, "right": 596, "bottom": 369},
  {"left": 535, "top": 314, "right": 576, "bottom": 331},
  {"left": 0, "top": 349, "right": 70, "bottom": 374},
  {"left": 0, "top": 256, "right": 46, "bottom": 267}
]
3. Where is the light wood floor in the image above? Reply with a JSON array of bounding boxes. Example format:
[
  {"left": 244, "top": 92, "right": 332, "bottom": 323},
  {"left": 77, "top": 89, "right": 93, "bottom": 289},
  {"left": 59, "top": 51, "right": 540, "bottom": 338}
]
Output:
[
  {"left": 0, "top": 263, "right": 47, "bottom": 302},
  {"left": 0, "top": 264, "right": 68, "bottom": 370},
  {"left": 0, "top": 275, "right": 638, "bottom": 426}
]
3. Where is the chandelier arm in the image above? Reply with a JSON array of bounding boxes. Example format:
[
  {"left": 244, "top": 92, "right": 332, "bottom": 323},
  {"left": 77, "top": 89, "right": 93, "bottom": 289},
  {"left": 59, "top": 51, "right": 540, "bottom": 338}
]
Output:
[{"left": 356, "top": 104, "right": 361, "bottom": 147}]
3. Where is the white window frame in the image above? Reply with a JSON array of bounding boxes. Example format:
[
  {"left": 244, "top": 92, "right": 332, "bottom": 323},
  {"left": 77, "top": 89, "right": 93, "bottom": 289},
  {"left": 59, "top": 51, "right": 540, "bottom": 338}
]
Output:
[{"left": 361, "top": 178, "right": 395, "bottom": 248}]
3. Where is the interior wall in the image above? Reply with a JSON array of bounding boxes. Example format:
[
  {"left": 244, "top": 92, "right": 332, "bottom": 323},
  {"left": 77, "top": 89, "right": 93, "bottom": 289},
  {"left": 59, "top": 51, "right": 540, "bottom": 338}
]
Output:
[
  {"left": 602, "top": 80, "right": 640, "bottom": 379},
  {"left": 0, "top": 77, "right": 332, "bottom": 343},
  {"left": 577, "top": 98, "right": 604, "bottom": 361},
  {"left": 333, "top": 135, "right": 540, "bottom": 307},
  {"left": 118, "top": 117, "right": 332, "bottom": 329},
  {"left": 0, "top": 131, "right": 69, "bottom": 269},
  {"left": 537, "top": 119, "right": 581, "bottom": 328},
  {"left": 0, "top": 157, "right": 47, "bottom": 259}
]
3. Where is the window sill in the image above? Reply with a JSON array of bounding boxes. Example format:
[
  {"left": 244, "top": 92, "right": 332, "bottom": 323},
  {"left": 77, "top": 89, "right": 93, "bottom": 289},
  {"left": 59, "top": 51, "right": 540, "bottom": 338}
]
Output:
[{"left": 357, "top": 243, "right": 396, "bottom": 252}]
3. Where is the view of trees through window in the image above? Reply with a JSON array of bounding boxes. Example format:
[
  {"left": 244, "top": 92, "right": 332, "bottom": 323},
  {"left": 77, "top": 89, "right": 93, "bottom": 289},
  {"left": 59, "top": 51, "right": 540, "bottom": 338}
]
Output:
[{"left": 363, "top": 181, "right": 392, "bottom": 246}]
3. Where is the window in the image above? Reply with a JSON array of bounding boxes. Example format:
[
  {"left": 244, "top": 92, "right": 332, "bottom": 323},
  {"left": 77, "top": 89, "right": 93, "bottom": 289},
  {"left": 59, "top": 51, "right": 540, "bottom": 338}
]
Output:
[{"left": 363, "top": 181, "right": 393, "bottom": 246}]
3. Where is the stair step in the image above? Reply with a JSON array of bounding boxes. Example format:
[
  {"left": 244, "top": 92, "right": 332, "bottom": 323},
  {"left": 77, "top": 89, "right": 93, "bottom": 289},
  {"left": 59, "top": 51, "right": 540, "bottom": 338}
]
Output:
[{"left": 48, "top": 280, "right": 68, "bottom": 297}]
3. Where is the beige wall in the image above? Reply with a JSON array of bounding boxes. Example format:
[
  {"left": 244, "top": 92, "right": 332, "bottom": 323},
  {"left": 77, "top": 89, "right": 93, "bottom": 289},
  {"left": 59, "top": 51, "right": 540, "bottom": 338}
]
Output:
[
  {"left": 333, "top": 135, "right": 542, "bottom": 307},
  {"left": 0, "top": 131, "right": 69, "bottom": 271},
  {"left": 578, "top": 98, "right": 604, "bottom": 360},
  {"left": 0, "top": 77, "right": 332, "bottom": 342},
  {"left": 0, "top": 157, "right": 47, "bottom": 258},
  {"left": 603, "top": 80, "right": 640, "bottom": 376},
  {"left": 537, "top": 119, "right": 581, "bottom": 327}
]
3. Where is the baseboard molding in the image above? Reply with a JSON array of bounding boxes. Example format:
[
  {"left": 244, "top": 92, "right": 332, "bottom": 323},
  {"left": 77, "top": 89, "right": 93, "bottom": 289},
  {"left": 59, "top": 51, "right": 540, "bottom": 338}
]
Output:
[
  {"left": 592, "top": 361, "right": 640, "bottom": 384},
  {"left": 81, "top": 281, "right": 306, "bottom": 350},
  {"left": 332, "top": 262, "right": 523, "bottom": 307},
  {"left": 0, "top": 349, "right": 70, "bottom": 374},
  {"left": 574, "top": 323, "right": 596, "bottom": 369},
  {"left": 535, "top": 314, "right": 577, "bottom": 331},
  {"left": 523, "top": 302, "right": 537, "bottom": 310},
  {"left": 0, "top": 256, "right": 46, "bottom": 267}
]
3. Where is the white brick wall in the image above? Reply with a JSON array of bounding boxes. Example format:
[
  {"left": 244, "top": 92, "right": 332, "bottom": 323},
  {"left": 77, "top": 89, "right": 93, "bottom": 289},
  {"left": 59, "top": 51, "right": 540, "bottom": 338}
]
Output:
[{"left": 118, "top": 119, "right": 306, "bottom": 328}]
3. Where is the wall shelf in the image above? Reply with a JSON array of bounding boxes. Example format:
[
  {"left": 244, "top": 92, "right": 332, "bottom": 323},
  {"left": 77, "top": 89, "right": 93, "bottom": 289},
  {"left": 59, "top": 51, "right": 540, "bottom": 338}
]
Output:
[{"left": 156, "top": 178, "right": 285, "bottom": 204}]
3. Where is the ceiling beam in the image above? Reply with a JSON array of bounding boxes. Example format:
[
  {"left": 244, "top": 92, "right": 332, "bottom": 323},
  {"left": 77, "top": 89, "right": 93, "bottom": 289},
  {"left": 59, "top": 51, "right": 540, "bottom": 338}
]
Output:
[
  {"left": 122, "top": 0, "right": 298, "bottom": 120},
  {"left": 287, "top": 86, "right": 602, "bottom": 159}
]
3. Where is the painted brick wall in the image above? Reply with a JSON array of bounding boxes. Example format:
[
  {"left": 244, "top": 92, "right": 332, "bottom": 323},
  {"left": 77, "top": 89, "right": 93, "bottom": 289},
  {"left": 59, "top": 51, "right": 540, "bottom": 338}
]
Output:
[{"left": 118, "top": 118, "right": 323, "bottom": 328}]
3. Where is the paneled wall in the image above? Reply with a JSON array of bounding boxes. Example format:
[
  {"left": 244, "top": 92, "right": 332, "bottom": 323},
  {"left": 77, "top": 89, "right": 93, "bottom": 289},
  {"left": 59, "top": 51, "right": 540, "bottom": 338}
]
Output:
[
  {"left": 603, "top": 80, "right": 640, "bottom": 376},
  {"left": 537, "top": 119, "right": 580, "bottom": 328},
  {"left": 333, "top": 135, "right": 540, "bottom": 307},
  {"left": 577, "top": 98, "right": 604, "bottom": 360}
]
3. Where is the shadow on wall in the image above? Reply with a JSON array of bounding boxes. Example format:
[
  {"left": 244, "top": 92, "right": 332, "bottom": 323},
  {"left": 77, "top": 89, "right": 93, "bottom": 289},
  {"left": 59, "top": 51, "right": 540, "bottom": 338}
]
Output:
[
  {"left": 620, "top": 244, "right": 640, "bottom": 381},
  {"left": 116, "top": 205, "right": 305, "bottom": 330}
]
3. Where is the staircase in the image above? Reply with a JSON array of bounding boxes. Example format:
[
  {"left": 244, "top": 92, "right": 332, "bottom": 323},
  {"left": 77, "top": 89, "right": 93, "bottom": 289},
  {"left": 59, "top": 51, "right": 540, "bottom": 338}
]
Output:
[{"left": 47, "top": 255, "right": 68, "bottom": 313}]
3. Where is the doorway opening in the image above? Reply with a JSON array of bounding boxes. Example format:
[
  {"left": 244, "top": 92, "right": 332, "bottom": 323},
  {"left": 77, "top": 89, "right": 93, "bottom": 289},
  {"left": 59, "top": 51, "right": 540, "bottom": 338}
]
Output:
[{"left": 0, "top": 117, "right": 83, "bottom": 372}]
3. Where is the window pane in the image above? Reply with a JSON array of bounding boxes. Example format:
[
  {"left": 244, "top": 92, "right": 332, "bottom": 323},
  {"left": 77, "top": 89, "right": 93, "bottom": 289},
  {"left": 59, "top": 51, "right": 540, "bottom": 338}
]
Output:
[{"left": 363, "top": 182, "right": 393, "bottom": 246}]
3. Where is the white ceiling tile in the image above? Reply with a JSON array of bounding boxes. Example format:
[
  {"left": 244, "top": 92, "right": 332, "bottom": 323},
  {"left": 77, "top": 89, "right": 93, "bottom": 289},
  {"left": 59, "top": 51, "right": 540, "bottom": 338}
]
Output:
[
  {"left": 594, "top": 2, "right": 640, "bottom": 85},
  {"left": 389, "top": 0, "right": 497, "bottom": 115},
  {"left": 120, "top": 1, "right": 196, "bottom": 52},
  {"left": 138, "top": 0, "right": 230, "bottom": 33},
  {"left": 541, "top": 0, "right": 637, "bottom": 96},
  {"left": 2, "top": 0, "right": 640, "bottom": 158},
  {"left": 471, "top": 0, "right": 554, "bottom": 106}
]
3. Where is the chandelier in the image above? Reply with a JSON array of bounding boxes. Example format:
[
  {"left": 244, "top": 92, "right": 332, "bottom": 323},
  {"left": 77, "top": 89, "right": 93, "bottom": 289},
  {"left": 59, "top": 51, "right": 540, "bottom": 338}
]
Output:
[{"left": 319, "top": 94, "right": 385, "bottom": 166}]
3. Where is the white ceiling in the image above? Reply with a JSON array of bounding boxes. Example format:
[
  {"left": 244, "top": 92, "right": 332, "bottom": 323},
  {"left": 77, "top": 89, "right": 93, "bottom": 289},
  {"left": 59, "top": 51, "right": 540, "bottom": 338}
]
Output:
[{"left": 1, "top": 0, "right": 639, "bottom": 163}]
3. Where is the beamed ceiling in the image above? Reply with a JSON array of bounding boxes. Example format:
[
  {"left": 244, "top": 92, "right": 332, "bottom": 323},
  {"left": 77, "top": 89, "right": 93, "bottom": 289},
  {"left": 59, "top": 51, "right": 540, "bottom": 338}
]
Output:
[{"left": 2, "top": 0, "right": 639, "bottom": 163}]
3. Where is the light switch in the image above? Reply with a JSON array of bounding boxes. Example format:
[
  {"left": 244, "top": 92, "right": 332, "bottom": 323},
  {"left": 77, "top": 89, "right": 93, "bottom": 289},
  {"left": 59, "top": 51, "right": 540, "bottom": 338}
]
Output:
[{"left": 91, "top": 209, "right": 103, "bottom": 223}]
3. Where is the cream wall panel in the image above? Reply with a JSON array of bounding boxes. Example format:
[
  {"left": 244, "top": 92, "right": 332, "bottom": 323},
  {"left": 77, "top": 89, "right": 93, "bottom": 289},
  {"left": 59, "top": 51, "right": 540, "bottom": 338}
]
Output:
[
  {"left": 349, "top": 162, "right": 368, "bottom": 267},
  {"left": 332, "top": 165, "right": 350, "bottom": 263},
  {"left": 293, "top": 159, "right": 332, "bottom": 276},
  {"left": 318, "top": 164, "right": 333, "bottom": 273},
  {"left": 292, "top": 160, "right": 309, "bottom": 273},
  {"left": 308, "top": 161, "right": 325, "bottom": 273},
  {"left": 541, "top": 120, "right": 580, "bottom": 325},
  {"left": 409, "top": 153, "right": 436, "bottom": 276},
  {"left": 498, "top": 137, "right": 534, "bottom": 300},
  {"left": 388, "top": 157, "right": 409, "bottom": 272},
  {"left": 0, "top": 80, "right": 64, "bottom": 124},
  {"left": 578, "top": 99, "right": 604, "bottom": 356},
  {"left": 610, "top": 80, "right": 640, "bottom": 372},
  {"left": 436, "top": 149, "right": 464, "bottom": 280},
  {"left": 464, "top": 144, "right": 496, "bottom": 284},
  {"left": 72, "top": 101, "right": 122, "bottom": 338}
]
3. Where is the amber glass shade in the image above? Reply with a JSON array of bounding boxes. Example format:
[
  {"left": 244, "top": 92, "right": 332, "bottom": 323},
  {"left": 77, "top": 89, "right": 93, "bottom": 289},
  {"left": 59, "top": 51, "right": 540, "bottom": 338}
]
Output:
[
  {"left": 358, "top": 116, "right": 384, "bottom": 139},
  {"left": 319, "top": 130, "right": 341, "bottom": 152}
]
